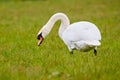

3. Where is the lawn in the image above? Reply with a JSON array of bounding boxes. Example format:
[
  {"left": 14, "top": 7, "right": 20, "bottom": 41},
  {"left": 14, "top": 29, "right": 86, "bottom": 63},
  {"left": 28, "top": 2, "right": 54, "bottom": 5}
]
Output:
[{"left": 0, "top": 0, "right": 120, "bottom": 80}]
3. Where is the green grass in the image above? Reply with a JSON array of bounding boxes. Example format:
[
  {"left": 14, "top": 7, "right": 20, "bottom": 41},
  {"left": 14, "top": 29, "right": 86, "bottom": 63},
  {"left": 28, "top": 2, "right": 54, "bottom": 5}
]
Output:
[{"left": 0, "top": 0, "right": 120, "bottom": 80}]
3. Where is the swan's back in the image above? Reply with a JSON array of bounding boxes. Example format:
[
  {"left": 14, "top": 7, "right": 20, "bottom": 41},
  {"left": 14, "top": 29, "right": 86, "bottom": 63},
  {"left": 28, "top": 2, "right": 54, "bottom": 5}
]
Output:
[{"left": 62, "top": 21, "right": 101, "bottom": 42}]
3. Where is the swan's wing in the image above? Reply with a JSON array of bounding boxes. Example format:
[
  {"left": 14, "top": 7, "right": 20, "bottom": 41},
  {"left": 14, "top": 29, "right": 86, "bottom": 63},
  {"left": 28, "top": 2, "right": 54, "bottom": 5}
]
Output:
[
  {"left": 62, "top": 21, "right": 101, "bottom": 42},
  {"left": 61, "top": 21, "right": 101, "bottom": 49}
]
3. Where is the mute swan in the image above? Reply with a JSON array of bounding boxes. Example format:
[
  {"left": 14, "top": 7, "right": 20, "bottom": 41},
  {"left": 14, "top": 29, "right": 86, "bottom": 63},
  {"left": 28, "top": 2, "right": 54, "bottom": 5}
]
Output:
[{"left": 37, "top": 13, "right": 101, "bottom": 55}]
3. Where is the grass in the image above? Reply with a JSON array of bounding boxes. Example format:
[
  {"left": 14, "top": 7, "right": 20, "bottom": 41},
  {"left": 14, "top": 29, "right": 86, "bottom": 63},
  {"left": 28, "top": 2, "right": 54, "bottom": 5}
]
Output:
[{"left": 0, "top": 0, "right": 120, "bottom": 80}]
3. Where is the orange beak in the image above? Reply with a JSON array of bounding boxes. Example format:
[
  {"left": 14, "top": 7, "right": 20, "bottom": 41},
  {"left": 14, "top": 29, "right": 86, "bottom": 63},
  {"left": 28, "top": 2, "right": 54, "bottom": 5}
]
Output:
[{"left": 38, "top": 37, "right": 43, "bottom": 46}]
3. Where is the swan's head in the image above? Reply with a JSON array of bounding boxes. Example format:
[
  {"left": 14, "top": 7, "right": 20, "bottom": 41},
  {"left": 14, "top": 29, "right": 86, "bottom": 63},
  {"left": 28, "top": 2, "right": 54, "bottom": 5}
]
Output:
[
  {"left": 37, "top": 25, "right": 50, "bottom": 46},
  {"left": 37, "top": 32, "right": 44, "bottom": 46}
]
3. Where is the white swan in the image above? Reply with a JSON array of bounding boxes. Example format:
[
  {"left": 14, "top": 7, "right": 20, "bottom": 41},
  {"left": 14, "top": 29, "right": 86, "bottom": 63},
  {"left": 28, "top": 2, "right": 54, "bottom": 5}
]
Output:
[{"left": 37, "top": 13, "right": 101, "bottom": 55}]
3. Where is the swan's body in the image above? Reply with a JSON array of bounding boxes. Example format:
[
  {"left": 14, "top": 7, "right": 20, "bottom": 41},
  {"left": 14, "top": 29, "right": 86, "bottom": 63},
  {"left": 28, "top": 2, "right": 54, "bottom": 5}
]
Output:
[{"left": 37, "top": 13, "right": 101, "bottom": 55}]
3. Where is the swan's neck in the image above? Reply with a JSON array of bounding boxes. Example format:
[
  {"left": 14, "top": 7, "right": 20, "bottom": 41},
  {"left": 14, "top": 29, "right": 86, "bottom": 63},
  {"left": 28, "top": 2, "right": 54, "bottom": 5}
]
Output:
[{"left": 40, "top": 13, "right": 70, "bottom": 38}]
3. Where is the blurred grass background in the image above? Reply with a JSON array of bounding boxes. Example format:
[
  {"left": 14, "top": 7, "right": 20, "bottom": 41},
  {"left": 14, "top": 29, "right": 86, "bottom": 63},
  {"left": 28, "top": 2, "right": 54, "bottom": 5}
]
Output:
[{"left": 0, "top": 0, "right": 120, "bottom": 80}]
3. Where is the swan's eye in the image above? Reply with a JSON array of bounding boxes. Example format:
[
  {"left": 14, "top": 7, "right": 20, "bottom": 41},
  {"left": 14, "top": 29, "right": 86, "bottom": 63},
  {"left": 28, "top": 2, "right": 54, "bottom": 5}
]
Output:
[{"left": 37, "top": 33, "right": 44, "bottom": 46}]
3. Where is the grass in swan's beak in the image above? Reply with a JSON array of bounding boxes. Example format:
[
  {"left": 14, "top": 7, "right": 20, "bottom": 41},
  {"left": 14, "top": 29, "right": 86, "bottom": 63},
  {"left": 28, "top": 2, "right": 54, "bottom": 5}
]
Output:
[{"left": 0, "top": 0, "right": 120, "bottom": 80}]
